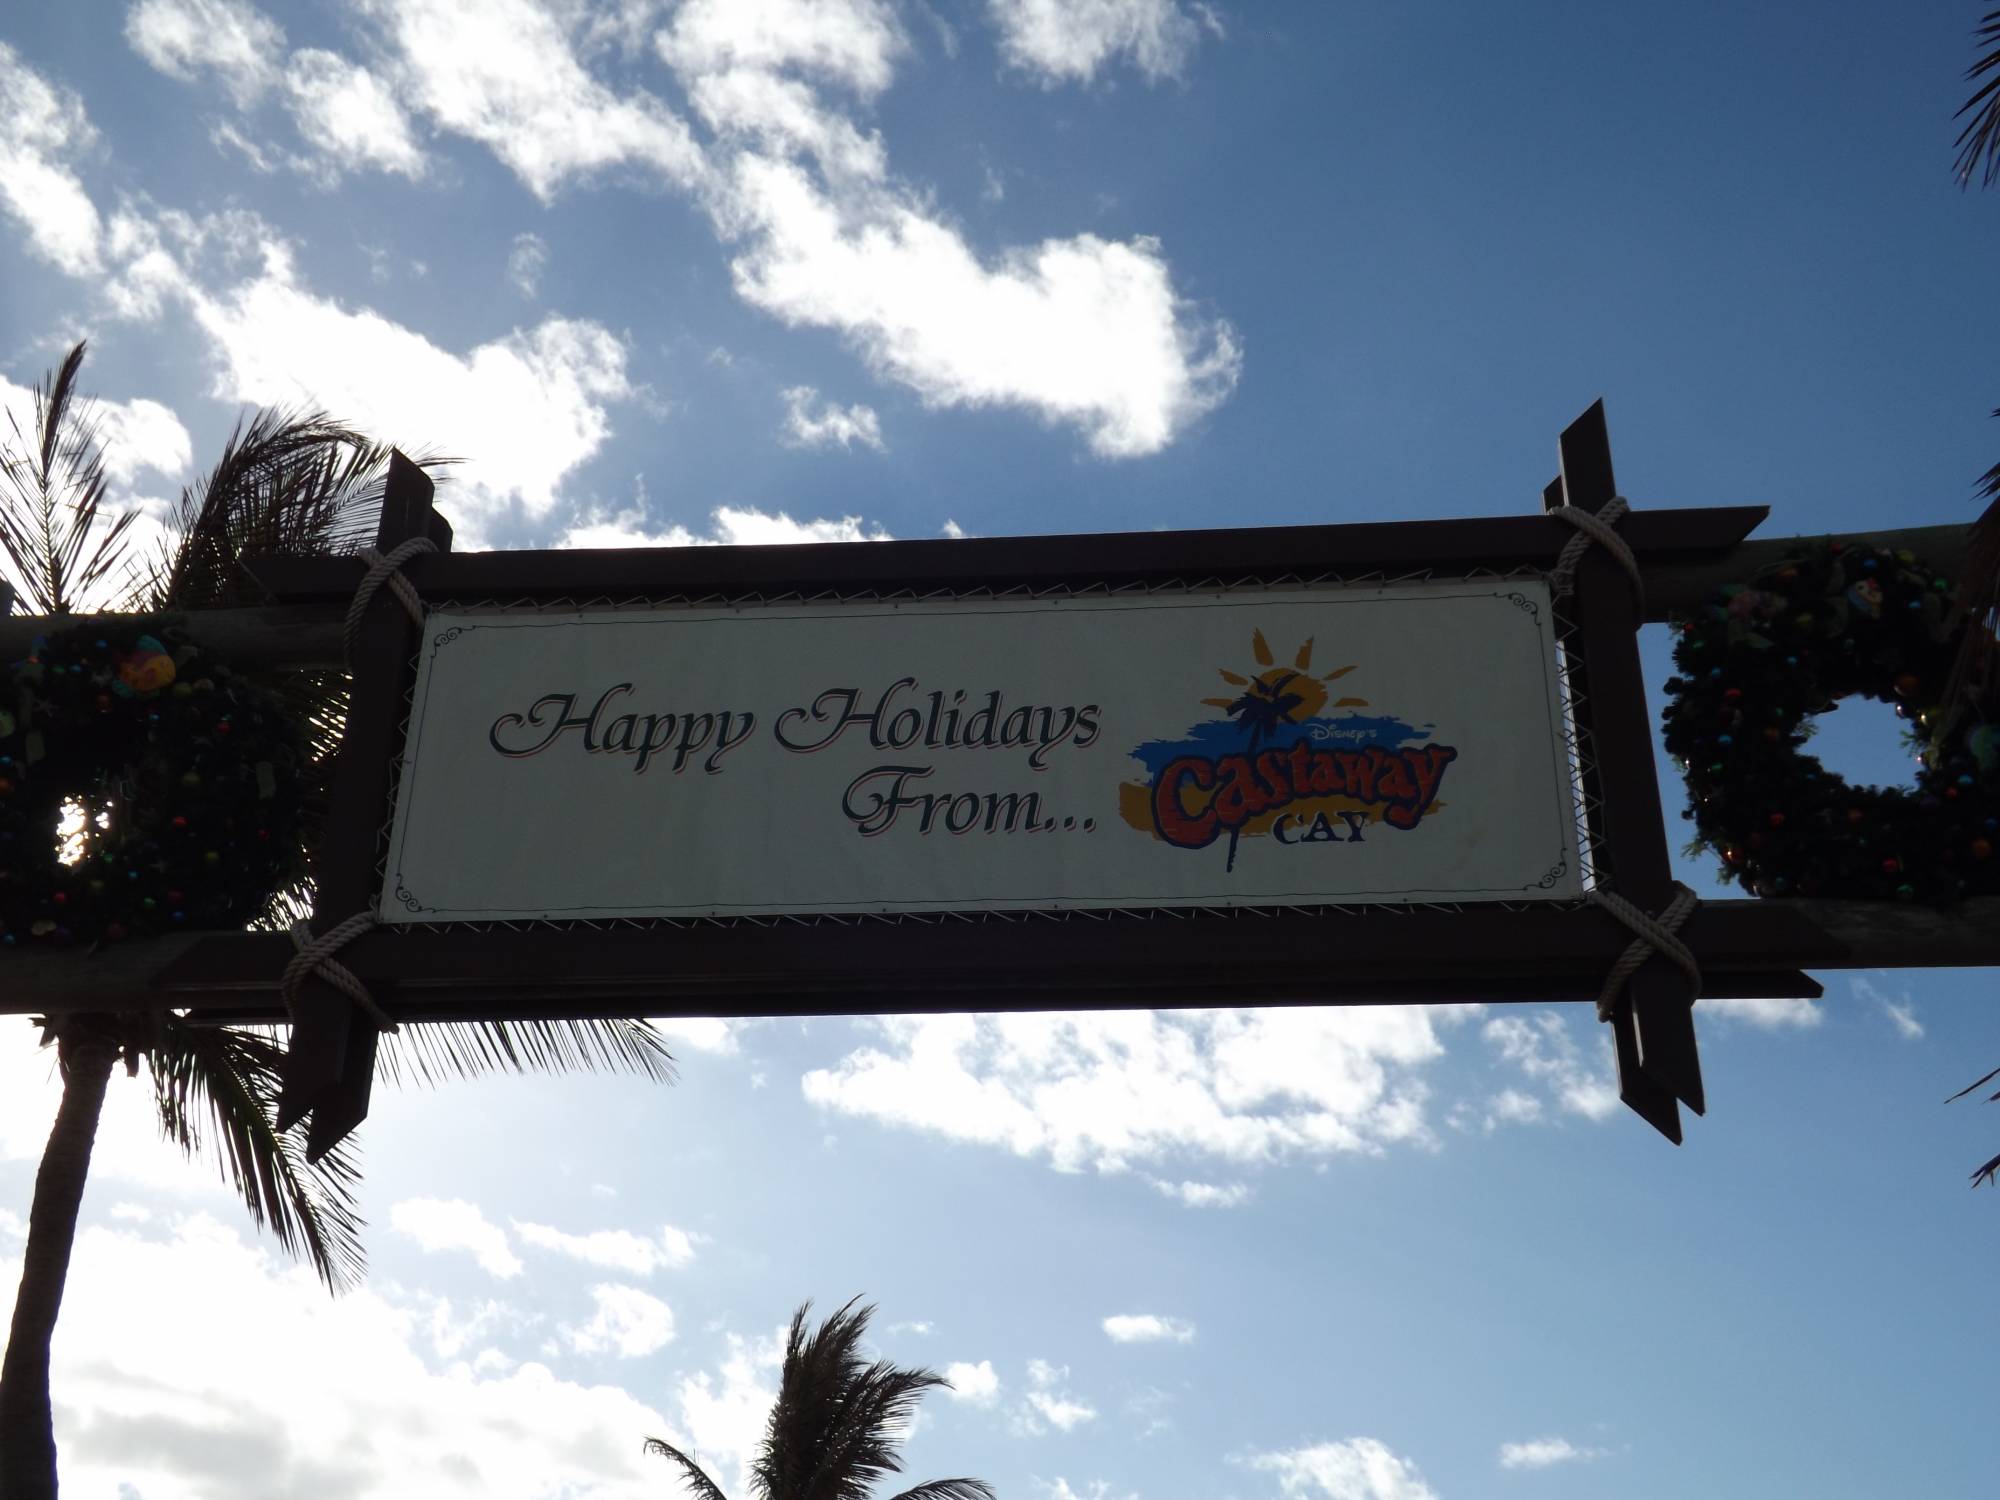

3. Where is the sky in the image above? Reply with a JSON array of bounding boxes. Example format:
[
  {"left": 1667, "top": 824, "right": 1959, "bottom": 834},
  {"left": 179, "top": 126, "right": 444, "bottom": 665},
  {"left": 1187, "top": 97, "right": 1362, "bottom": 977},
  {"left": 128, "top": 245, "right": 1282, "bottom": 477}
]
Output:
[{"left": 2, "top": 1, "right": 2000, "bottom": 1497}]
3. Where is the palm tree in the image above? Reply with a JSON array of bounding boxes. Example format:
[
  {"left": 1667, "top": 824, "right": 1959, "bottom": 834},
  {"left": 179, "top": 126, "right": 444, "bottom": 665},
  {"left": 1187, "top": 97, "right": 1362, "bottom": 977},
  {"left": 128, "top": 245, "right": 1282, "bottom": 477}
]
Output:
[
  {"left": 0, "top": 342, "right": 678, "bottom": 1500},
  {"left": 645, "top": 1299, "right": 995, "bottom": 1500},
  {"left": 1952, "top": 13, "right": 2000, "bottom": 1186}
]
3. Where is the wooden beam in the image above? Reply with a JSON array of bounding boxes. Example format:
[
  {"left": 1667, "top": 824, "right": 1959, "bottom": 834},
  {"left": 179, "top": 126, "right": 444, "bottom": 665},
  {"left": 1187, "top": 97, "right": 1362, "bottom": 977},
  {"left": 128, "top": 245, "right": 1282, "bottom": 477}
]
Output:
[
  {"left": 4, "top": 897, "right": 1994, "bottom": 1021},
  {"left": 0, "top": 519, "right": 1969, "bottom": 668}
]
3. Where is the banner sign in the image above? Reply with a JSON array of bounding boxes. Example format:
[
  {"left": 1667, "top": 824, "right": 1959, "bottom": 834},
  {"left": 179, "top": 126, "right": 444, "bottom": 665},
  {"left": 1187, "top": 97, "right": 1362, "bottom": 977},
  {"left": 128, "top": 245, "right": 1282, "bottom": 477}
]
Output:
[{"left": 378, "top": 582, "right": 1582, "bottom": 922}]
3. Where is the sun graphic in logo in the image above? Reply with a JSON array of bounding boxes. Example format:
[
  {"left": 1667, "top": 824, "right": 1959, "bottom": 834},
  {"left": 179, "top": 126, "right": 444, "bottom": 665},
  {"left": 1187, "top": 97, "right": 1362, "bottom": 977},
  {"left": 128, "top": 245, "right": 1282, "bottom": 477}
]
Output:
[{"left": 1201, "top": 630, "right": 1370, "bottom": 751}]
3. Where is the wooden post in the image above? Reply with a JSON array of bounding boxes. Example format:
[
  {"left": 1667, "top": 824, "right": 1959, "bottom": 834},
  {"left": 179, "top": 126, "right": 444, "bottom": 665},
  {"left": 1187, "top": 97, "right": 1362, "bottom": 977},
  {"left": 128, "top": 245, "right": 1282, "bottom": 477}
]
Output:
[
  {"left": 1547, "top": 402, "right": 1705, "bottom": 1142},
  {"left": 274, "top": 453, "right": 444, "bottom": 1161}
]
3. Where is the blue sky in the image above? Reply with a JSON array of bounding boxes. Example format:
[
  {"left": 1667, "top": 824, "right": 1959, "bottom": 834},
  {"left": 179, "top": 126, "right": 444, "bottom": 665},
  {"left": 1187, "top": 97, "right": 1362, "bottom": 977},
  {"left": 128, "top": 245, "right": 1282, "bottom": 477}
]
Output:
[{"left": 2, "top": 2, "right": 1998, "bottom": 1497}]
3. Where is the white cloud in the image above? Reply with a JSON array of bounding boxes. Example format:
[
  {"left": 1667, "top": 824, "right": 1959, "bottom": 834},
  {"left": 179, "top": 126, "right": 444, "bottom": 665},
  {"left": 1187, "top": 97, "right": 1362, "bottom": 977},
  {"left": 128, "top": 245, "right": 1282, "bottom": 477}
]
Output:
[
  {"left": 802, "top": 1007, "right": 1455, "bottom": 1174},
  {"left": 720, "top": 156, "right": 1240, "bottom": 458},
  {"left": 558, "top": 500, "right": 892, "bottom": 550},
  {"left": 1147, "top": 1176, "right": 1249, "bottom": 1208},
  {"left": 987, "top": 0, "right": 1214, "bottom": 86},
  {"left": 184, "top": 239, "right": 633, "bottom": 540},
  {"left": 1102, "top": 1314, "right": 1194, "bottom": 1344},
  {"left": 566, "top": 1283, "right": 676, "bottom": 1358},
  {"left": 514, "top": 1219, "right": 698, "bottom": 1276},
  {"left": 284, "top": 48, "right": 428, "bottom": 179},
  {"left": 1482, "top": 1012, "right": 1619, "bottom": 1121},
  {"left": 0, "top": 43, "right": 105, "bottom": 271},
  {"left": 508, "top": 229, "right": 549, "bottom": 296},
  {"left": 942, "top": 1359, "right": 1002, "bottom": 1405},
  {"left": 1019, "top": 1358, "right": 1097, "bottom": 1433},
  {"left": 649, "top": 1016, "right": 743, "bottom": 1053},
  {"left": 337, "top": 0, "right": 1240, "bottom": 459},
  {"left": 361, "top": 0, "right": 705, "bottom": 201},
  {"left": 889, "top": 1318, "right": 933, "bottom": 1334},
  {"left": 389, "top": 1197, "right": 524, "bottom": 1278},
  {"left": 659, "top": 0, "right": 907, "bottom": 96},
  {"left": 1251, "top": 1439, "right": 1438, "bottom": 1500},
  {"left": 1044, "top": 1481, "right": 1137, "bottom": 1500},
  {"left": 1851, "top": 975, "right": 1922, "bottom": 1041},
  {"left": 0, "top": 1206, "right": 24, "bottom": 1241},
  {"left": 1496, "top": 1436, "right": 1606, "bottom": 1470},
  {"left": 1481, "top": 1087, "right": 1544, "bottom": 1130},
  {"left": 0, "top": 1213, "right": 678, "bottom": 1499},
  {"left": 781, "top": 384, "right": 885, "bottom": 451},
  {"left": 1699, "top": 996, "right": 1822, "bottom": 1030},
  {"left": 124, "top": 0, "right": 285, "bottom": 105}
]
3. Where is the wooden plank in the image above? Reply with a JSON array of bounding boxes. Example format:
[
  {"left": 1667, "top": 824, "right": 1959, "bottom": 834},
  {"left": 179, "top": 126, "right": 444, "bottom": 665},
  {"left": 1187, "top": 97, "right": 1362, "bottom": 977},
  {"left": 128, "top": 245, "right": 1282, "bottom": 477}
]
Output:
[
  {"left": 4, "top": 520, "right": 1971, "bottom": 670},
  {"left": 12, "top": 894, "right": 1935, "bottom": 1018},
  {"left": 245, "top": 507, "right": 1770, "bottom": 604},
  {"left": 1552, "top": 401, "right": 1704, "bottom": 1136},
  {"left": 274, "top": 453, "right": 438, "bottom": 1151}
]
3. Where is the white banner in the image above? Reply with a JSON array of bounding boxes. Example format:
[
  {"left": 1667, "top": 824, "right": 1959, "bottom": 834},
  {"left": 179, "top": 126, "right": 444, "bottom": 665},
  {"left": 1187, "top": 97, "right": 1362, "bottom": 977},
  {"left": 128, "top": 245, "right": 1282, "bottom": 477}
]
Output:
[{"left": 379, "top": 582, "right": 1582, "bottom": 922}]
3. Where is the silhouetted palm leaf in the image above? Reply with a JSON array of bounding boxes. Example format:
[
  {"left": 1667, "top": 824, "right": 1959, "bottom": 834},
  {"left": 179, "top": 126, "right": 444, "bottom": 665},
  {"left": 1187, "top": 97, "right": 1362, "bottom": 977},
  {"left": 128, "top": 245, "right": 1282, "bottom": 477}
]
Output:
[
  {"left": 0, "top": 340, "right": 137, "bottom": 613},
  {"left": 644, "top": 1438, "right": 733, "bottom": 1500},
  {"left": 376, "top": 1018, "right": 676, "bottom": 1088},
  {"left": 149, "top": 1024, "right": 367, "bottom": 1290},
  {"left": 1953, "top": 9, "right": 2000, "bottom": 188},
  {"left": 646, "top": 1299, "right": 991, "bottom": 1500}
]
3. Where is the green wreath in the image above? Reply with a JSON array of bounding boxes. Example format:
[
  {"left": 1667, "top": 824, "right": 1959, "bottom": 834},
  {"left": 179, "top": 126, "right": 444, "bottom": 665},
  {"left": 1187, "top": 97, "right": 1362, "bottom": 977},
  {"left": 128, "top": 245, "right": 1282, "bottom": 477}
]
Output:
[
  {"left": 1662, "top": 542, "right": 2000, "bottom": 902},
  {"left": 0, "top": 621, "right": 306, "bottom": 948}
]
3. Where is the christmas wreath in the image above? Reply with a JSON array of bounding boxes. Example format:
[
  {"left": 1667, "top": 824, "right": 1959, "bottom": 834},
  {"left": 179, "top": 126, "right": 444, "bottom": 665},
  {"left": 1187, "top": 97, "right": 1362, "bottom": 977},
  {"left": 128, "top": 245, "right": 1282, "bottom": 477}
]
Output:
[
  {"left": 1662, "top": 542, "right": 2000, "bottom": 902},
  {"left": 0, "top": 621, "right": 306, "bottom": 947}
]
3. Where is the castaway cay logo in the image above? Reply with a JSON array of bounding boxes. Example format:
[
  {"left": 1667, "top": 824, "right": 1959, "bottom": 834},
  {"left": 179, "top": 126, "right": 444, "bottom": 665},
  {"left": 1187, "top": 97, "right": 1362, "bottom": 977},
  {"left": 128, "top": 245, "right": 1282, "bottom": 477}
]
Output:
[{"left": 1121, "top": 630, "right": 1460, "bottom": 871}]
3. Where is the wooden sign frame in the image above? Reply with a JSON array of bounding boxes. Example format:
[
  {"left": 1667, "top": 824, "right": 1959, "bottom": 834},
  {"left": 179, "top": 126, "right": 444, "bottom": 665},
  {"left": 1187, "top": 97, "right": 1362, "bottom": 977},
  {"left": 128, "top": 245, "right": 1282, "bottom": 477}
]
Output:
[{"left": 18, "top": 402, "right": 1994, "bottom": 1158}]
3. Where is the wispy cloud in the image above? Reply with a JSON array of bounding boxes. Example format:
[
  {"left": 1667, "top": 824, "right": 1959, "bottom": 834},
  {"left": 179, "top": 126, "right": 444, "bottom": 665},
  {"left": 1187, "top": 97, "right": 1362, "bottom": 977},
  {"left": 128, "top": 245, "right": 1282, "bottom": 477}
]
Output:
[
  {"left": 781, "top": 384, "right": 885, "bottom": 451},
  {"left": 389, "top": 1197, "right": 523, "bottom": 1278},
  {"left": 513, "top": 1219, "right": 699, "bottom": 1276},
  {"left": 1851, "top": 975, "right": 1923, "bottom": 1040},
  {"left": 1249, "top": 1438, "right": 1438, "bottom": 1500},
  {"left": 1102, "top": 1314, "right": 1194, "bottom": 1344},
  {"left": 1497, "top": 1436, "right": 1607, "bottom": 1470}
]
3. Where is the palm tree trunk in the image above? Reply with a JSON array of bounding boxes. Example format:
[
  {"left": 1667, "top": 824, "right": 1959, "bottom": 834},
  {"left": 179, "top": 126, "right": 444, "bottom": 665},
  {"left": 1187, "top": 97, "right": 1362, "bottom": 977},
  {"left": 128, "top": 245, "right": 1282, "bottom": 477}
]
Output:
[{"left": 0, "top": 1021, "right": 122, "bottom": 1500}]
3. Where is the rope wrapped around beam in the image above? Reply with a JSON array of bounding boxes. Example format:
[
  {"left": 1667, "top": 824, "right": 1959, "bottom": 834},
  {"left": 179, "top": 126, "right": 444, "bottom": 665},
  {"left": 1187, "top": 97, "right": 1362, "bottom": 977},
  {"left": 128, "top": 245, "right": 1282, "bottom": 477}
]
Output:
[{"left": 1586, "top": 883, "right": 1701, "bottom": 1022}]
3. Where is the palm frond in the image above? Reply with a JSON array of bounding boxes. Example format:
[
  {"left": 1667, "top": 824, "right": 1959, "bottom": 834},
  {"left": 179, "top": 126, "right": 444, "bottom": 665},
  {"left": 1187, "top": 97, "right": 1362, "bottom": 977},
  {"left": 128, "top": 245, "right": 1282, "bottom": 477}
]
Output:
[
  {"left": 373, "top": 1019, "right": 677, "bottom": 1089},
  {"left": 0, "top": 340, "right": 136, "bottom": 614},
  {"left": 642, "top": 1437, "right": 734, "bottom": 1500},
  {"left": 1972, "top": 1150, "right": 2000, "bottom": 1188},
  {"left": 1954, "top": 10, "right": 2000, "bottom": 189},
  {"left": 133, "top": 407, "right": 453, "bottom": 612},
  {"left": 1946, "top": 1062, "right": 2000, "bottom": 1103},
  {"left": 882, "top": 1482, "right": 997, "bottom": 1500},
  {"left": 149, "top": 1023, "right": 367, "bottom": 1291}
]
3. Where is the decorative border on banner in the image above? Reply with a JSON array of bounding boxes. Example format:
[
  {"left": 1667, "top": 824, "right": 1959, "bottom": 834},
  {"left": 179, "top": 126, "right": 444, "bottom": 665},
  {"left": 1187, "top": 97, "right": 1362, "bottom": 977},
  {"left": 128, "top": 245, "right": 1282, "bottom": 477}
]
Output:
[{"left": 364, "top": 564, "right": 1601, "bottom": 933}]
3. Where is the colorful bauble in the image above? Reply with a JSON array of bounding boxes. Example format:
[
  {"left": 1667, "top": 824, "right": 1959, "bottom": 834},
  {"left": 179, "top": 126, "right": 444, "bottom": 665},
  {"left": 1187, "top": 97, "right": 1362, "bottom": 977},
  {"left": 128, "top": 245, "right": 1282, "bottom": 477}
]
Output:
[
  {"left": 1662, "top": 543, "right": 2000, "bottom": 903},
  {"left": 0, "top": 622, "right": 305, "bottom": 948}
]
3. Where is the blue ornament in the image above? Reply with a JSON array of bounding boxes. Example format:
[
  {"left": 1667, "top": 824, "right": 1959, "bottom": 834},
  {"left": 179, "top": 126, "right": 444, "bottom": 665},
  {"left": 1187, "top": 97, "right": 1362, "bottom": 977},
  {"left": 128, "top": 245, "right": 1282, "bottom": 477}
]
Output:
[{"left": 1718, "top": 734, "right": 1734, "bottom": 747}]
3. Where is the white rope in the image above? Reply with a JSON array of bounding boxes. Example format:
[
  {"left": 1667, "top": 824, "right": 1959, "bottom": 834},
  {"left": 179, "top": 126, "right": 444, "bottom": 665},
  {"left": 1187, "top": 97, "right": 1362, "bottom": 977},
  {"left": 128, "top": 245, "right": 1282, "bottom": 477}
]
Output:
[
  {"left": 1547, "top": 495, "right": 1644, "bottom": 605},
  {"left": 1586, "top": 882, "right": 1700, "bottom": 1023},
  {"left": 343, "top": 537, "right": 436, "bottom": 670},
  {"left": 283, "top": 914, "right": 399, "bottom": 1032}
]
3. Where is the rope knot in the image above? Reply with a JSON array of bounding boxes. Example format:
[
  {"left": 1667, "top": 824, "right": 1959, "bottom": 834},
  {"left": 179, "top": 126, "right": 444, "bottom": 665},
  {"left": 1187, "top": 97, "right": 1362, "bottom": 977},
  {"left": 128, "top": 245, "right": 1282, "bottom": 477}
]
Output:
[
  {"left": 283, "top": 913, "right": 398, "bottom": 1032},
  {"left": 1586, "top": 882, "right": 1700, "bottom": 1022},
  {"left": 343, "top": 537, "right": 435, "bottom": 671},
  {"left": 1548, "top": 495, "right": 1644, "bottom": 606}
]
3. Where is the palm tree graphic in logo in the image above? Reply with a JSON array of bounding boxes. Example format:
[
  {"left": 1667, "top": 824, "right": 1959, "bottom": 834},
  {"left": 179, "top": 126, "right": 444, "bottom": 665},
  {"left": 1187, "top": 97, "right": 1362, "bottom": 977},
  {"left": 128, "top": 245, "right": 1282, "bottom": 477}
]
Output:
[{"left": 1204, "top": 629, "right": 1369, "bottom": 870}]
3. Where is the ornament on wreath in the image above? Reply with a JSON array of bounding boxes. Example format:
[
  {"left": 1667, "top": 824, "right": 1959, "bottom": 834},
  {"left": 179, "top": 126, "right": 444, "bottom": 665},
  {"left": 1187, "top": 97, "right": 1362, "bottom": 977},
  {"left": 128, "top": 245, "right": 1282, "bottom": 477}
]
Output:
[
  {"left": 1662, "top": 542, "right": 2000, "bottom": 903},
  {"left": 0, "top": 620, "right": 306, "bottom": 948}
]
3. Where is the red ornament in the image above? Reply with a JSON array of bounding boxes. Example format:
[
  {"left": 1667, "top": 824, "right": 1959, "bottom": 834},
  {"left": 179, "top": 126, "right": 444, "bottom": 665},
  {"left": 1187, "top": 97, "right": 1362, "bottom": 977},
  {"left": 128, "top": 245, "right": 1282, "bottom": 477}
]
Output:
[
  {"left": 51, "top": 892, "right": 66, "bottom": 905},
  {"left": 1845, "top": 809, "right": 1865, "bottom": 824},
  {"left": 215, "top": 720, "right": 232, "bottom": 735},
  {"left": 1881, "top": 857, "right": 1900, "bottom": 874},
  {"left": 0, "top": 777, "right": 12, "bottom": 796},
  {"left": 166, "top": 889, "right": 184, "bottom": 904},
  {"left": 1768, "top": 812, "right": 1786, "bottom": 829},
  {"left": 1893, "top": 673, "right": 1921, "bottom": 698},
  {"left": 171, "top": 815, "right": 188, "bottom": 830},
  {"left": 1973, "top": 839, "right": 1994, "bottom": 861}
]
